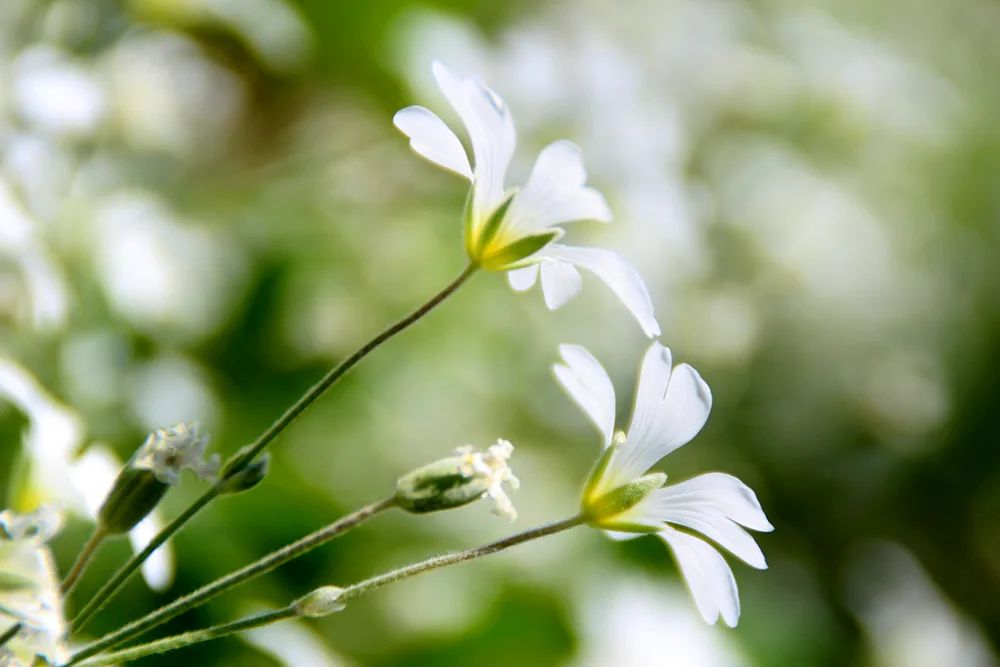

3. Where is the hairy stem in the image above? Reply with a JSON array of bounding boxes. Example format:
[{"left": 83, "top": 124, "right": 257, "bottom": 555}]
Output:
[
  {"left": 72, "top": 608, "right": 298, "bottom": 667},
  {"left": 68, "top": 498, "right": 396, "bottom": 664},
  {"left": 60, "top": 527, "right": 107, "bottom": 596},
  {"left": 340, "top": 515, "right": 585, "bottom": 601},
  {"left": 68, "top": 514, "right": 583, "bottom": 666},
  {"left": 71, "top": 263, "right": 477, "bottom": 632}
]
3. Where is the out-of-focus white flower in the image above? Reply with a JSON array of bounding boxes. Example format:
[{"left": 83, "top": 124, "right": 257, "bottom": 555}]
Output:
[
  {"left": 554, "top": 343, "right": 772, "bottom": 626},
  {"left": 132, "top": 423, "right": 219, "bottom": 485},
  {"left": 0, "top": 177, "right": 69, "bottom": 332},
  {"left": 394, "top": 62, "right": 659, "bottom": 338},
  {"left": 0, "top": 357, "right": 174, "bottom": 591},
  {"left": 454, "top": 439, "right": 520, "bottom": 521},
  {"left": 0, "top": 507, "right": 68, "bottom": 666},
  {"left": 243, "top": 609, "right": 353, "bottom": 667}
]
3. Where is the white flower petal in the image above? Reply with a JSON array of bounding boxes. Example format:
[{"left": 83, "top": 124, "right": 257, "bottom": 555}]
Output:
[
  {"left": 393, "top": 106, "right": 473, "bottom": 180},
  {"left": 604, "top": 530, "right": 643, "bottom": 541},
  {"left": 647, "top": 473, "right": 774, "bottom": 532},
  {"left": 658, "top": 529, "right": 740, "bottom": 627},
  {"left": 507, "top": 264, "right": 539, "bottom": 291},
  {"left": 505, "top": 140, "right": 612, "bottom": 235},
  {"left": 129, "top": 515, "right": 174, "bottom": 592},
  {"left": 553, "top": 344, "right": 616, "bottom": 447},
  {"left": 432, "top": 61, "right": 515, "bottom": 215},
  {"left": 535, "top": 245, "right": 660, "bottom": 338},
  {"left": 610, "top": 346, "right": 712, "bottom": 486},
  {"left": 657, "top": 507, "right": 766, "bottom": 569},
  {"left": 540, "top": 259, "right": 583, "bottom": 309}
]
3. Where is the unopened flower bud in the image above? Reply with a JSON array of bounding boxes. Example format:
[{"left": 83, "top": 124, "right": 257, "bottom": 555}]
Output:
[
  {"left": 395, "top": 440, "right": 520, "bottom": 520},
  {"left": 293, "top": 586, "right": 345, "bottom": 617},
  {"left": 220, "top": 455, "right": 270, "bottom": 495},
  {"left": 98, "top": 424, "right": 219, "bottom": 535}
]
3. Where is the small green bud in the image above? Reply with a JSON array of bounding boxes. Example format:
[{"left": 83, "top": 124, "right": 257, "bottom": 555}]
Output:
[
  {"left": 582, "top": 472, "right": 666, "bottom": 527},
  {"left": 395, "top": 457, "right": 490, "bottom": 514},
  {"left": 220, "top": 454, "right": 270, "bottom": 495},
  {"left": 293, "top": 586, "right": 346, "bottom": 617},
  {"left": 394, "top": 440, "right": 520, "bottom": 520},
  {"left": 97, "top": 466, "right": 169, "bottom": 536},
  {"left": 98, "top": 424, "right": 219, "bottom": 536}
]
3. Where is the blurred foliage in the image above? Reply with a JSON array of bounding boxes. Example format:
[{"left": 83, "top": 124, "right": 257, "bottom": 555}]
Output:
[{"left": 2, "top": 0, "right": 1000, "bottom": 665}]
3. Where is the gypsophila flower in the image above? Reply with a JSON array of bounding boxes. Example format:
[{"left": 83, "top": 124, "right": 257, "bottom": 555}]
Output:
[
  {"left": 0, "top": 507, "right": 61, "bottom": 544},
  {"left": 133, "top": 423, "right": 220, "bottom": 485},
  {"left": 554, "top": 343, "right": 773, "bottom": 627},
  {"left": 454, "top": 440, "right": 521, "bottom": 521},
  {"left": 394, "top": 62, "right": 660, "bottom": 338},
  {"left": 0, "top": 508, "right": 68, "bottom": 665}
]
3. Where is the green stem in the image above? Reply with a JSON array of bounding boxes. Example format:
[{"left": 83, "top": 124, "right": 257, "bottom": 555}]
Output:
[
  {"left": 0, "top": 622, "right": 21, "bottom": 650},
  {"left": 71, "top": 263, "right": 477, "bottom": 632},
  {"left": 61, "top": 527, "right": 107, "bottom": 595},
  {"left": 340, "top": 515, "right": 586, "bottom": 601},
  {"left": 72, "top": 607, "right": 298, "bottom": 667},
  {"left": 68, "top": 498, "right": 396, "bottom": 665},
  {"left": 68, "top": 514, "right": 584, "bottom": 666}
]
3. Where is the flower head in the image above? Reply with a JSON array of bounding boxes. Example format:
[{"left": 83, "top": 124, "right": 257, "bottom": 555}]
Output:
[
  {"left": 395, "top": 439, "right": 520, "bottom": 520},
  {"left": 554, "top": 343, "right": 773, "bottom": 626},
  {"left": 394, "top": 62, "right": 660, "bottom": 338},
  {"left": 454, "top": 439, "right": 521, "bottom": 521},
  {"left": 132, "top": 423, "right": 219, "bottom": 485},
  {"left": 0, "top": 507, "right": 68, "bottom": 665}
]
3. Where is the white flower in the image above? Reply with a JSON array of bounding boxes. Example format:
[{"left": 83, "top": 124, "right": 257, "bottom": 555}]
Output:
[
  {"left": 132, "top": 423, "right": 219, "bottom": 485},
  {"left": 394, "top": 62, "right": 660, "bottom": 338},
  {"left": 554, "top": 343, "right": 773, "bottom": 626},
  {"left": 454, "top": 439, "right": 520, "bottom": 521},
  {"left": 0, "top": 507, "right": 68, "bottom": 666},
  {"left": 0, "top": 357, "right": 175, "bottom": 591}
]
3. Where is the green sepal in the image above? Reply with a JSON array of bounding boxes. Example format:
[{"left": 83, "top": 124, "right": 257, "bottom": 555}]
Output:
[
  {"left": 480, "top": 230, "right": 559, "bottom": 271},
  {"left": 583, "top": 472, "right": 666, "bottom": 523},
  {"left": 461, "top": 187, "right": 477, "bottom": 258},
  {"left": 581, "top": 442, "right": 618, "bottom": 507},
  {"left": 472, "top": 193, "right": 516, "bottom": 258},
  {"left": 220, "top": 454, "right": 270, "bottom": 495},
  {"left": 97, "top": 465, "right": 169, "bottom": 536},
  {"left": 394, "top": 457, "right": 488, "bottom": 514}
]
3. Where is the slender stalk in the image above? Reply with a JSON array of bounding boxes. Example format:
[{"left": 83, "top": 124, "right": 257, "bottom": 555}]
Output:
[
  {"left": 71, "top": 263, "right": 477, "bottom": 632},
  {"left": 68, "top": 514, "right": 584, "bottom": 667},
  {"left": 61, "top": 527, "right": 107, "bottom": 595},
  {"left": 68, "top": 498, "right": 395, "bottom": 664},
  {"left": 340, "top": 515, "right": 586, "bottom": 601},
  {"left": 0, "top": 622, "right": 21, "bottom": 650},
  {"left": 72, "top": 607, "right": 298, "bottom": 667}
]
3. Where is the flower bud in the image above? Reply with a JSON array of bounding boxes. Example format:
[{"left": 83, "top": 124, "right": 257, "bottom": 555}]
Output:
[
  {"left": 98, "top": 424, "right": 219, "bottom": 535},
  {"left": 220, "top": 454, "right": 270, "bottom": 495},
  {"left": 394, "top": 440, "right": 520, "bottom": 520},
  {"left": 293, "top": 586, "right": 345, "bottom": 617}
]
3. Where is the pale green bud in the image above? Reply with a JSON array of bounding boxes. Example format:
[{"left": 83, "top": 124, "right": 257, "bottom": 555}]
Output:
[
  {"left": 394, "top": 440, "right": 520, "bottom": 520},
  {"left": 97, "top": 466, "right": 169, "bottom": 536},
  {"left": 220, "top": 454, "right": 270, "bottom": 495},
  {"left": 293, "top": 586, "right": 346, "bottom": 617}
]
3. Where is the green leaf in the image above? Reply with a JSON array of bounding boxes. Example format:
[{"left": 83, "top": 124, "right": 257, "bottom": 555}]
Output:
[{"left": 472, "top": 194, "right": 516, "bottom": 257}]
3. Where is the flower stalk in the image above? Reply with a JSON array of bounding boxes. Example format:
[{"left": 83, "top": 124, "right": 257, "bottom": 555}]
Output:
[
  {"left": 71, "top": 262, "right": 477, "bottom": 632},
  {"left": 67, "top": 514, "right": 584, "bottom": 666},
  {"left": 67, "top": 498, "right": 397, "bottom": 664},
  {"left": 60, "top": 527, "right": 107, "bottom": 595}
]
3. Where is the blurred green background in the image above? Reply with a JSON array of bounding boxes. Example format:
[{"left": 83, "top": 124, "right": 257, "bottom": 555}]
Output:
[{"left": 2, "top": 0, "right": 1000, "bottom": 665}]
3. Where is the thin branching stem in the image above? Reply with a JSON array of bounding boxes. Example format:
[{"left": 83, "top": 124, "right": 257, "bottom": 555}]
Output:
[
  {"left": 71, "top": 263, "right": 478, "bottom": 632},
  {"left": 60, "top": 527, "right": 107, "bottom": 596},
  {"left": 68, "top": 514, "right": 583, "bottom": 666},
  {"left": 67, "top": 498, "right": 396, "bottom": 665}
]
